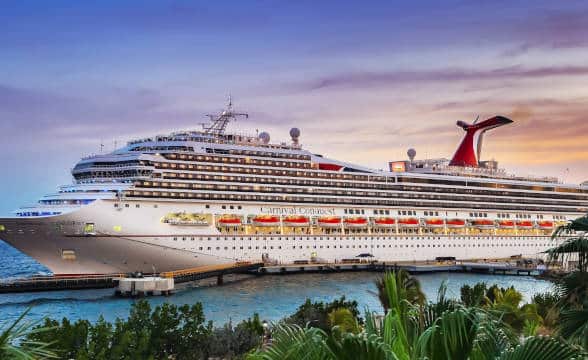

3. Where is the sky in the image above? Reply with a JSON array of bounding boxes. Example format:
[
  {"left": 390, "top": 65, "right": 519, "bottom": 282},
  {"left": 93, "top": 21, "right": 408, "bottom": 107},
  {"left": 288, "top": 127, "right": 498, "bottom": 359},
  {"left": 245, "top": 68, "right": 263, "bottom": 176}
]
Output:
[{"left": 1, "top": 0, "right": 588, "bottom": 214}]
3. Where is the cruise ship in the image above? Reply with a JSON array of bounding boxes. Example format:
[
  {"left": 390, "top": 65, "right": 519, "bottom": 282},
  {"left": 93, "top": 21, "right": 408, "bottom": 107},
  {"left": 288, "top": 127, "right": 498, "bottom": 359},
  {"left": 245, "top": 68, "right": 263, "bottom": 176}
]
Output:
[{"left": 1, "top": 100, "right": 586, "bottom": 275}]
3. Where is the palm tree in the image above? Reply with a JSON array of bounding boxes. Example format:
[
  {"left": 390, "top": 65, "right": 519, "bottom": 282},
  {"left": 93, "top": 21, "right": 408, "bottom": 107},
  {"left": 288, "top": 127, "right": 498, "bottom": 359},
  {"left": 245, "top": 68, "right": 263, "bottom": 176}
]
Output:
[
  {"left": 249, "top": 272, "right": 585, "bottom": 359},
  {"left": 0, "top": 308, "right": 57, "bottom": 359},
  {"left": 547, "top": 214, "right": 588, "bottom": 348},
  {"left": 549, "top": 215, "right": 588, "bottom": 273},
  {"left": 374, "top": 270, "right": 425, "bottom": 313}
]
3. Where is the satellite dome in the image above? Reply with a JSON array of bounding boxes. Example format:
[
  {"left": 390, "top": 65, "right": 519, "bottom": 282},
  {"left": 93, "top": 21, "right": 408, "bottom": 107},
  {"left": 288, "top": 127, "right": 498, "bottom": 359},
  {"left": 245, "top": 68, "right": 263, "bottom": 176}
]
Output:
[
  {"left": 289, "top": 127, "right": 301, "bottom": 139},
  {"left": 259, "top": 131, "right": 270, "bottom": 144},
  {"left": 407, "top": 148, "right": 416, "bottom": 161}
]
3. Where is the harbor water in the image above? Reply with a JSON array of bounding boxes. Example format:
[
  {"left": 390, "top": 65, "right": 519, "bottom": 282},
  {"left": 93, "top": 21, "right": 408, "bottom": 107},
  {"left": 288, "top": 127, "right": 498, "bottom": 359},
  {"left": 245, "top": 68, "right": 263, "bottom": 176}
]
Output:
[{"left": 0, "top": 240, "right": 553, "bottom": 326}]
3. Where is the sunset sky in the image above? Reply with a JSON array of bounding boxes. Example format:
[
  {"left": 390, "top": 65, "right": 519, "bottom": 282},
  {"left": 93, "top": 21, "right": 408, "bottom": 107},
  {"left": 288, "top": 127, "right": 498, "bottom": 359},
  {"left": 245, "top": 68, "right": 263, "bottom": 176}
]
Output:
[{"left": 1, "top": 0, "right": 588, "bottom": 214}]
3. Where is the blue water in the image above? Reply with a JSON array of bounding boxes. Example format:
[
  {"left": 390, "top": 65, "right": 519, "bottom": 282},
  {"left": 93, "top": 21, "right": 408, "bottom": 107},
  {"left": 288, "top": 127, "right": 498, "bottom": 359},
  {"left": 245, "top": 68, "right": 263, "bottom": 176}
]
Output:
[{"left": 0, "top": 240, "right": 554, "bottom": 326}]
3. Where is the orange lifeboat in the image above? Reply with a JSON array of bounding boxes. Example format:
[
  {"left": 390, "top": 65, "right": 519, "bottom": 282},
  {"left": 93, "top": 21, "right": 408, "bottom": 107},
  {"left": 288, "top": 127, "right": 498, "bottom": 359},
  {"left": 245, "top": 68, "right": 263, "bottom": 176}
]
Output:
[
  {"left": 317, "top": 217, "right": 342, "bottom": 227},
  {"left": 516, "top": 220, "right": 534, "bottom": 229},
  {"left": 344, "top": 217, "right": 368, "bottom": 227},
  {"left": 373, "top": 217, "right": 396, "bottom": 227},
  {"left": 472, "top": 219, "right": 494, "bottom": 228},
  {"left": 217, "top": 216, "right": 242, "bottom": 226},
  {"left": 538, "top": 220, "right": 554, "bottom": 229},
  {"left": 252, "top": 215, "right": 280, "bottom": 226},
  {"left": 398, "top": 218, "right": 419, "bottom": 227},
  {"left": 498, "top": 220, "right": 515, "bottom": 229},
  {"left": 446, "top": 219, "right": 466, "bottom": 228},
  {"left": 424, "top": 218, "right": 444, "bottom": 227},
  {"left": 283, "top": 216, "right": 310, "bottom": 226}
]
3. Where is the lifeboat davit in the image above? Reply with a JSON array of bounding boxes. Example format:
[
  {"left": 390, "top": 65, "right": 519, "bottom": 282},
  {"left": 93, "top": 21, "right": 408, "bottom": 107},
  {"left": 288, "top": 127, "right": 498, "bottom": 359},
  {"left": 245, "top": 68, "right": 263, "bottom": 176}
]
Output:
[
  {"left": 218, "top": 217, "right": 242, "bottom": 226},
  {"left": 252, "top": 215, "right": 280, "bottom": 226},
  {"left": 538, "top": 220, "right": 554, "bottom": 229},
  {"left": 373, "top": 217, "right": 396, "bottom": 227},
  {"left": 317, "top": 217, "right": 342, "bottom": 227},
  {"left": 283, "top": 216, "right": 310, "bottom": 226},
  {"left": 498, "top": 220, "right": 515, "bottom": 229},
  {"left": 446, "top": 219, "right": 466, "bottom": 228},
  {"left": 398, "top": 218, "right": 419, "bottom": 228},
  {"left": 516, "top": 220, "right": 534, "bottom": 229},
  {"left": 472, "top": 219, "right": 494, "bottom": 229},
  {"left": 424, "top": 218, "right": 444, "bottom": 227},
  {"left": 344, "top": 217, "right": 368, "bottom": 227}
]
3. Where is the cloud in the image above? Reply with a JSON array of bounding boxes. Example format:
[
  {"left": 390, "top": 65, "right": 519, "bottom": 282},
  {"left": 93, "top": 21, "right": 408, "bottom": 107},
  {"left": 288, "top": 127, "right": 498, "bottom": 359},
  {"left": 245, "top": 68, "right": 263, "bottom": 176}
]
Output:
[
  {"left": 294, "top": 65, "right": 588, "bottom": 91},
  {"left": 0, "top": 84, "right": 206, "bottom": 146},
  {"left": 500, "top": 9, "right": 588, "bottom": 56}
]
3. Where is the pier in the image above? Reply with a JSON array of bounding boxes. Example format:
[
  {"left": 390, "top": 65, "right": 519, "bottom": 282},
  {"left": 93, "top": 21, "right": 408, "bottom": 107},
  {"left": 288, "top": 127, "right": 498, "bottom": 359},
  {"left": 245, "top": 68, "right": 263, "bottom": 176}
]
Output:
[
  {"left": 258, "top": 260, "right": 543, "bottom": 276},
  {"left": 0, "top": 273, "right": 122, "bottom": 293},
  {"left": 0, "top": 260, "right": 543, "bottom": 294},
  {"left": 0, "top": 262, "right": 263, "bottom": 294}
]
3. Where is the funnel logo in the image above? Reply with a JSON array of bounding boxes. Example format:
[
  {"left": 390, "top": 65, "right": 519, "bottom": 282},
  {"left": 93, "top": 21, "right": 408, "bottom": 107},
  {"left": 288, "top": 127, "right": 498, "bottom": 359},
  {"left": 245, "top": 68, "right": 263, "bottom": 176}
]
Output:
[{"left": 449, "top": 116, "right": 513, "bottom": 167}]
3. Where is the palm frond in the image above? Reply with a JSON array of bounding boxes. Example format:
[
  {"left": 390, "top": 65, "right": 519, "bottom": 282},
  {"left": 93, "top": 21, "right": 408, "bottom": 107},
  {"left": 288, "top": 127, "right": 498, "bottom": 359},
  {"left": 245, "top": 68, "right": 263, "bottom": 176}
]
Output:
[
  {"left": 498, "top": 336, "right": 585, "bottom": 360},
  {"left": 558, "top": 304, "right": 588, "bottom": 349},
  {"left": 547, "top": 236, "right": 588, "bottom": 272},
  {"left": 247, "top": 323, "right": 331, "bottom": 360},
  {"left": 0, "top": 308, "right": 58, "bottom": 359}
]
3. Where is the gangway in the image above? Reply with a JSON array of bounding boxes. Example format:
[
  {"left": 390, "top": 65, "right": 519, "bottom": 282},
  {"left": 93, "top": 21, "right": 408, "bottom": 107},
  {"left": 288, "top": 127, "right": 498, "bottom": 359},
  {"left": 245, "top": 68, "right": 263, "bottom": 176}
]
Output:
[{"left": 161, "top": 261, "right": 263, "bottom": 284}]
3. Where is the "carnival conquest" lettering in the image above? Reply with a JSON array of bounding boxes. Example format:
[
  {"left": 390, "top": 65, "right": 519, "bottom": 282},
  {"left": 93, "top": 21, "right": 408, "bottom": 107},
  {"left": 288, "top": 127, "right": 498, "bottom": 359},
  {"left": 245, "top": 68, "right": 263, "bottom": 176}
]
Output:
[{"left": 259, "top": 207, "right": 336, "bottom": 216}]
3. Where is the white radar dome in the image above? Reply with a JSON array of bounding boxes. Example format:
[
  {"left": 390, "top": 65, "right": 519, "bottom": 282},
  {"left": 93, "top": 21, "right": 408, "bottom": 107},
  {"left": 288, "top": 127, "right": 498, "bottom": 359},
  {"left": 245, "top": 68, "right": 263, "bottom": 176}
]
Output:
[
  {"left": 289, "top": 127, "right": 301, "bottom": 139},
  {"left": 259, "top": 131, "right": 270, "bottom": 144},
  {"left": 407, "top": 148, "right": 416, "bottom": 161}
]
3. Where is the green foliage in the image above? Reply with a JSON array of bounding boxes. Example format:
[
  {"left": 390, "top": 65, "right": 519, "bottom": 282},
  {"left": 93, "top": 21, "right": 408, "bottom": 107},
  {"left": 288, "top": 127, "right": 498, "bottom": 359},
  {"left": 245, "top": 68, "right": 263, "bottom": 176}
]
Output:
[
  {"left": 460, "top": 282, "right": 488, "bottom": 307},
  {"left": 327, "top": 308, "right": 359, "bottom": 334},
  {"left": 247, "top": 323, "right": 330, "bottom": 360},
  {"left": 558, "top": 302, "right": 588, "bottom": 349},
  {"left": 487, "top": 286, "right": 542, "bottom": 334},
  {"left": 0, "top": 307, "right": 57, "bottom": 359},
  {"left": 375, "top": 270, "right": 425, "bottom": 313},
  {"left": 286, "top": 296, "right": 361, "bottom": 333},
  {"left": 27, "top": 300, "right": 262, "bottom": 360},
  {"left": 531, "top": 292, "right": 560, "bottom": 329},
  {"left": 498, "top": 335, "right": 585, "bottom": 360}
]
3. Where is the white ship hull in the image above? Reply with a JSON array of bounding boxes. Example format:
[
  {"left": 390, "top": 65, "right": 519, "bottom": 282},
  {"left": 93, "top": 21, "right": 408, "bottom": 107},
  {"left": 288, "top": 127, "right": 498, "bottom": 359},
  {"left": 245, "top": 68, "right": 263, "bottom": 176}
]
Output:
[{"left": 0, "top": 199, "right": 566, "bottom": 274}]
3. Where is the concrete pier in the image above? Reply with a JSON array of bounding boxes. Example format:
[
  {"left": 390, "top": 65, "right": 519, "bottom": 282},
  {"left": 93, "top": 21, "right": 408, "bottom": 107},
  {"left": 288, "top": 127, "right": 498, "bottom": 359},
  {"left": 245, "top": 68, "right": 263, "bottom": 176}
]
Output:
[
  {"left": 116, "top": 277, "right": 174, "bottom": 297},
  {"left": 258, "top": 261, "right": 543, "bottom": 276}
]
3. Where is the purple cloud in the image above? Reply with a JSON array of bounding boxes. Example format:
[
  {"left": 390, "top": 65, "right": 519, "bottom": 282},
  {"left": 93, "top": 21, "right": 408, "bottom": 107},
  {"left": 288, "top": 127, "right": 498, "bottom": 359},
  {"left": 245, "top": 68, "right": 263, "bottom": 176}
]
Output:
[{"left": 296, "top": 65, "right": 588, "bottom": 91}]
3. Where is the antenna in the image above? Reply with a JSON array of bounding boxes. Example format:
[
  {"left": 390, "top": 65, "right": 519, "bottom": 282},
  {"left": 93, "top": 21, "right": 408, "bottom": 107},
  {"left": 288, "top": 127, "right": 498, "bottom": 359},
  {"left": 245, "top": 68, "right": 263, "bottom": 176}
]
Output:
[
  {"left": 202, "top": 95, "right": 248, "bottom": 136},
  {"left": 100, "top": 139, "right": 104, "bottom": 153}
]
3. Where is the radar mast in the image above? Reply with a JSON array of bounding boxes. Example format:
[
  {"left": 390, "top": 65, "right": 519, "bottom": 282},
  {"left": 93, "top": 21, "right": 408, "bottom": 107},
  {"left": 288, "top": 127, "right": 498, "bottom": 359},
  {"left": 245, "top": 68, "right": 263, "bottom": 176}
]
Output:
[{"left": 202, "top": 95, "right": 249, "bottom": 136}]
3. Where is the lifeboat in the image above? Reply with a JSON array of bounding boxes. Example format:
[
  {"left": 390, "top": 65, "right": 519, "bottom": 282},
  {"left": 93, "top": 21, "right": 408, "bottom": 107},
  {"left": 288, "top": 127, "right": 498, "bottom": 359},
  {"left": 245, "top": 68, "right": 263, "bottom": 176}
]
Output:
[
  {"left": 398, "top": 218, "right": 419, "bottom": 228},
  {"left": 344, "top": 217, "right": 368, "bottom": 227},
  {"left": 252, "top": 215, "right": 280, "bottom": 226},
  {"left": 217, "top": 217, "right": 242, "bottom": 226},
  {"left": 471, "top": 219, "right": 494, "bottom": 229},
  {"left": 446, "top": 219, "right": 466, "bottom": 228},
  {"left": 537, "top": 220, "right": 554, "bottom": 230},
  {"left": 317, "top": 217, "right": 342, "bottom": 227},
  {"left": 283, "top": 216, "right": 310, "bottom": 227},
  {"left": 424, "top": 218, "right": 444, "bottom": 227},
  {"left": 516, "top": 220, "right": 534, "bottom": 229},
  {"left": 498, "top": 220, "right": 515, "bottom": 229},
  {"left": 373, "top": 217, "right": 396, "bottom": 227}
]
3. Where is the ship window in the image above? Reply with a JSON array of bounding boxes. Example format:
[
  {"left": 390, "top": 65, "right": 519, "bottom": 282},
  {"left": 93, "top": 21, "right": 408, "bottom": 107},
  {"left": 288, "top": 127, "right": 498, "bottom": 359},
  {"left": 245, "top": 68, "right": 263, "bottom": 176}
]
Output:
[
  {"left": 114, "top": 203, "right": 119, "bottom": 208},
  {"left": 61, "top": 249, "right": 76, "bottom": 261},
  {"left": 83, "top": 223, "right": 95, "bottom": 234},
  {"left": 125, "top": 204, "right": 130, "bottom": 208}
]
